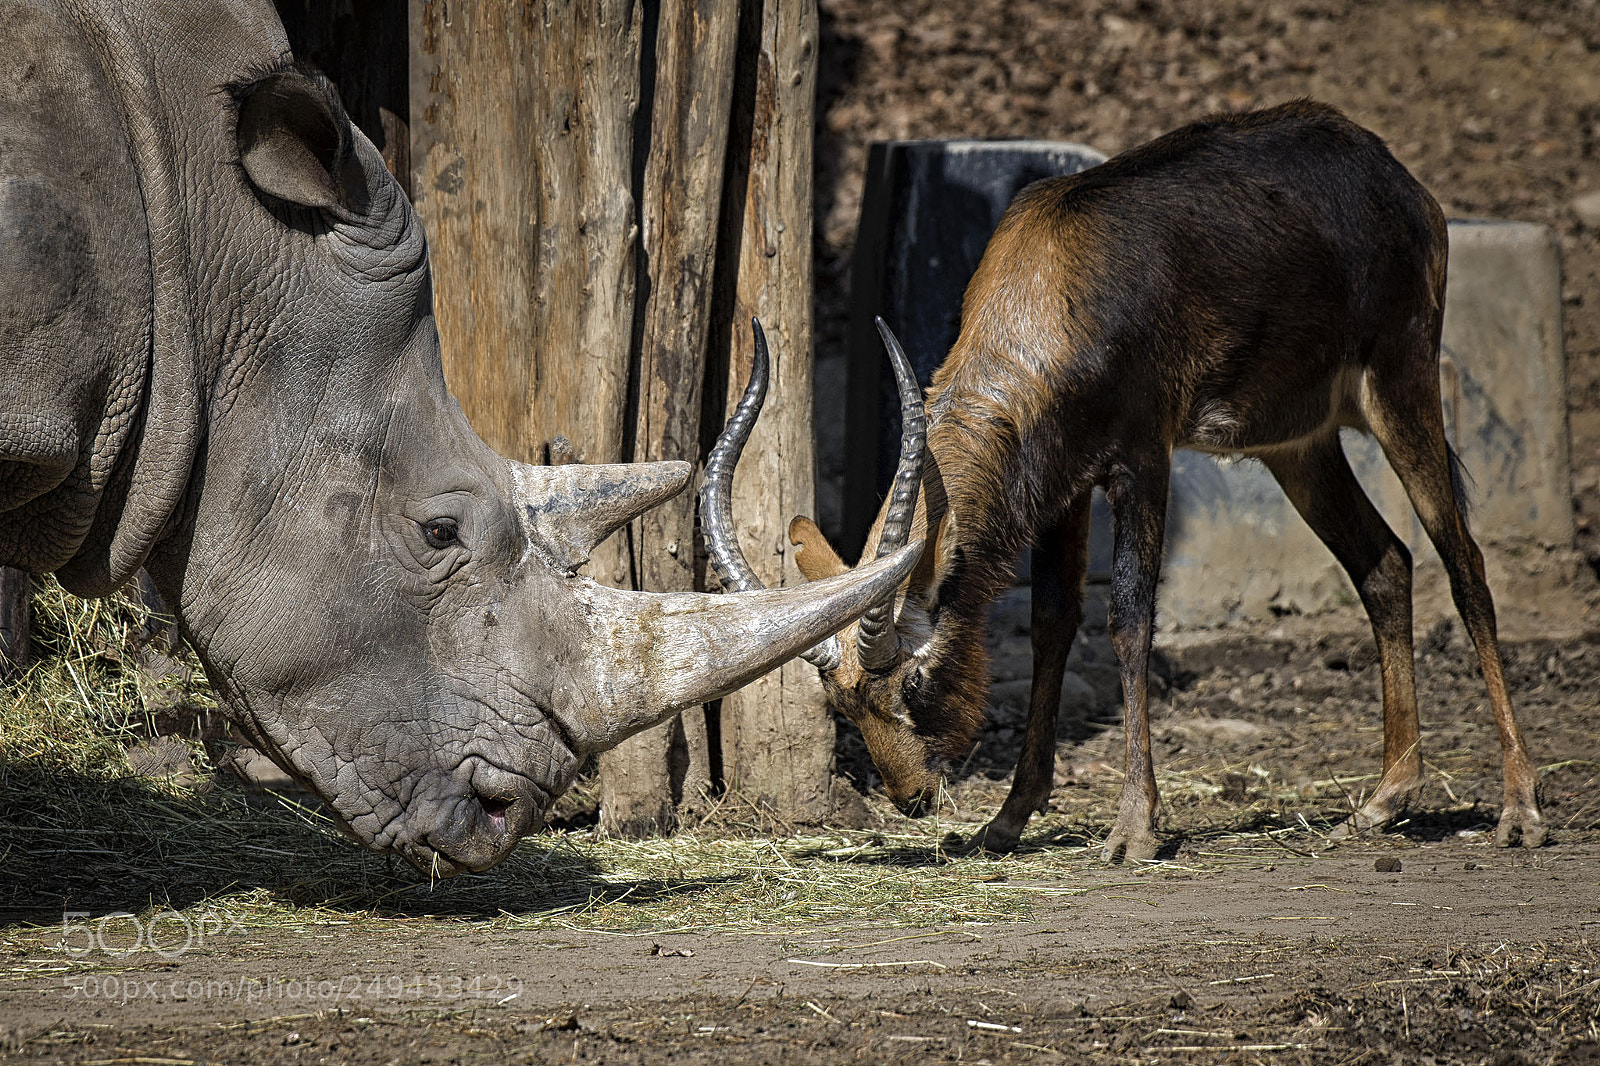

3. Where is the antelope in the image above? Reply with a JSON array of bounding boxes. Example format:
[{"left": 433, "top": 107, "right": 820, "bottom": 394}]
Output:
[{"left": 702, "top": 101, "right": 1546, "bottom": 861}]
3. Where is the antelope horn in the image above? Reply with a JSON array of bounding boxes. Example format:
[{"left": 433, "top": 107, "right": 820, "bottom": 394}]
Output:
[
  {"left": 700, "top": 319, "right": 842, "bottom": 670},
  {"left": 855, "top": 317, "right": 926, "bottom": 673}
]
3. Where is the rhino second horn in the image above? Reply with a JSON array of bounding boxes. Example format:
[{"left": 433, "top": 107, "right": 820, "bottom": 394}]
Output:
[
  {"left": 511, "top": 460, "right": 692, "bottom": 571},
  {"left": 571, "top": 540, "right": 924, "bottom": 752}
]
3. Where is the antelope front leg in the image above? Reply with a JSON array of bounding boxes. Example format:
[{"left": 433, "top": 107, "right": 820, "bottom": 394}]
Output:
[
  {"left": 959, "top": 499, "right": 1092, "bottom": 856},
  {"left": 1102, "top": 463, "right": 1167, "bottom": 863},
  {"left": 958, "top": 685, "right": 1059, "bottom": 856},
  {"left": 1329, "top": 625, "right": 1427, "bottom": 841}
]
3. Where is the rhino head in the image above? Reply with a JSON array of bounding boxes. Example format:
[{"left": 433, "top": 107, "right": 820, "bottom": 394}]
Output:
[{"left": 19, "top": 7, "right": 916, "bottom": 877}]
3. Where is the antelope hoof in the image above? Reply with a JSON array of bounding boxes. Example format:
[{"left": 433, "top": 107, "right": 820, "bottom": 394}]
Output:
[
  {"left": 1495, "top": 804, "right": 1547, "bottom": 849},
  {"left": 1332, "top": 776, "right": 1422, "bottom": 841},
  {"left": 1101, "top": 822, "right": 1159, "bottom": 864},
  {"left": 949, "top": 822, "right": 1021, "bottom": 857},
  {"left": 1329, "top": 806, "right": 1384, "bottom": 842}
]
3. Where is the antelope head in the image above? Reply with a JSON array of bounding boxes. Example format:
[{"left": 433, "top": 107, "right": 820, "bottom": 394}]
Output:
[{"left": 701, "top": 320, "right": 974, "bottom": 817}]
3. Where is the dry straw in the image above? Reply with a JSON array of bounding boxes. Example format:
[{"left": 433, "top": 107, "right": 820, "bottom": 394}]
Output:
[
  {"left": 1, "top": 579, "right": 1077, "bottom": 941},
  {"left": 5, "top": 578, "right": 1590, "bottom": 949}
]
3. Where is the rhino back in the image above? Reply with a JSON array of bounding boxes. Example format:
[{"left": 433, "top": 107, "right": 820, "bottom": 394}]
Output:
[{"left": 0, "top": 0, "right": 152, "bottom": 574}]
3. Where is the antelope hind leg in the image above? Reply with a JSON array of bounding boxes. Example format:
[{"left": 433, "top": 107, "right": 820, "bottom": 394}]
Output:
[
  {"left": 1364, "top": 366, "right": 1545, "bottom": 847},
  {"left": 1262, "top": 436, "right": 1427, "bottom": 840}
]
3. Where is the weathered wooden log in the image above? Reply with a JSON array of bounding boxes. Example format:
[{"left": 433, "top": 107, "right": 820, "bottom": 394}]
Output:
[
  {"left": 598, "top": 0, "right": 743, "bottom": 837},
  {"left": 409, "top": 4, "right": 641, "bottom": 596},
  {"left": 713, "top": 0, "right": 833, "bottom": 822},
  {"left": 407, "top": 0, "right": 829, "bottom": 832}
]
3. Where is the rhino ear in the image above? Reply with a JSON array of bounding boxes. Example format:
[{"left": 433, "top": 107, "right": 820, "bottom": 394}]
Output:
[{"left": 234, "top": 65, "right": 363, "bottom": 211}]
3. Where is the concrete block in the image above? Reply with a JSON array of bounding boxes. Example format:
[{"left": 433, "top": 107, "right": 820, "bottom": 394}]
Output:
[
  {"left": 1574, "top": 190, "right": 1600, "bottom": 230},
  {"left": 1156, "top": 220, "right": 1569, "bottom": 627},
  {"left": 1439, "top": 222, "right": 1570, "bottom": 544}
]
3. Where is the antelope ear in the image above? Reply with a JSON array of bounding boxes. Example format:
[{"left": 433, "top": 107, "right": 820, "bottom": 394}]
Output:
[
  {"left": 910, "top": 507, "right": 959, "bottom": 605},
  {"left": 789, "top": 516, "right": 848, "bottom": 581}
]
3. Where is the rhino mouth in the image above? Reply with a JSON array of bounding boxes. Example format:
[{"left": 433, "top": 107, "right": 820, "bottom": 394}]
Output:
[
  {"left": 225, "top": 687, "right": 571, "bottom": 876},
  {"left": 475, "top": 792, "right": 514, "bottom": 831},
  {"left": 401, "top": 760, "right": 551, "bottom": 877},
  {"left": 284, "top": 748, "right": 553, "bottom": 878}
]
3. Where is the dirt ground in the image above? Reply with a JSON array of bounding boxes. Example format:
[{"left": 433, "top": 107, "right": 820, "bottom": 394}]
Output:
[
  {"left": 3, "top": 591, "right": 1597, "bottom": 1064},
  {"left": 2, "top": 840, "right": 1598, "bottom": 1065},
  {"left": 4, "top": 2, "right": 1600, "bottom": 1063}
]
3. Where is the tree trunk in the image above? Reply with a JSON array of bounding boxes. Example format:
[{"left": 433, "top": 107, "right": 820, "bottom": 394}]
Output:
[
  {"left": 598, "top": 0, "right": 742, "bottom": 836},
  {"left": 712, "top": 0, "right": 833, "bottom": 822}
]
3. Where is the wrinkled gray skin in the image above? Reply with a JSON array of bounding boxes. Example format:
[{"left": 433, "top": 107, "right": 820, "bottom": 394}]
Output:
[{"left": 0, "top": 0, "right": 918, "bottom": 877}]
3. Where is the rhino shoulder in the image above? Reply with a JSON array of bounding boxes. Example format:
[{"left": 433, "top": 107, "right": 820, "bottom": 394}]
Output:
[{"left": 0, "top": 0, "right": 152, "bottom": 573}]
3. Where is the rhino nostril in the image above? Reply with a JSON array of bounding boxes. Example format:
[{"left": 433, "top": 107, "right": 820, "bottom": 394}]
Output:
[{"left": 475, "top": 792, "right": 513, "bottom": 831}]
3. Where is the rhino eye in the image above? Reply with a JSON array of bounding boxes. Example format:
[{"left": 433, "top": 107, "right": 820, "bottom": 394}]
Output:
[{"left": 421, "top": 518, "right": 460, "bottom": 549}]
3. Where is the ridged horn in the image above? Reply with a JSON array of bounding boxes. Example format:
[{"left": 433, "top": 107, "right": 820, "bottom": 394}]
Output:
[
  {"left": 855, "top": 317, "right": 927, "bottom": 673},
  {"left": 570, "top": 542, "right": 924, "bottom": 751},
  {"left": 511, "top": 460, "right": 692, "bottom": 571},
  {"left": 700, "top": 319, "right": 842, "bottom": 670}
]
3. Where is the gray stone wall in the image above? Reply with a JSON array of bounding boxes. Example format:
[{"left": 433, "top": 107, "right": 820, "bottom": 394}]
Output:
[{"left": 1152, "top": 220, "right": 1569, "bottom": 627}]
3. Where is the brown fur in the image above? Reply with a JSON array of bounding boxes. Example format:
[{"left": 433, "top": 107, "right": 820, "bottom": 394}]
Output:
[
  {"left": 790, "top": 516, "right": 848, "bottom": 581},
  {"left": 799, "top": 101, "right": 1544, "bottom": 857}
]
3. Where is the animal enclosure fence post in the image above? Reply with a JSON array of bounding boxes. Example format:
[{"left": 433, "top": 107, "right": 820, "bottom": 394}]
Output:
[
  {"left": 710, "top": 0, "right": 834, "bottom": 822},
  {"left": 598, "top": 0, "right": 743, "bottom": 837},
  {"left": 407, "top": 0, "right": 829, "bottom": 834},
  {"left": 409, "top": 0, "right": 641, "bottom": 597}
]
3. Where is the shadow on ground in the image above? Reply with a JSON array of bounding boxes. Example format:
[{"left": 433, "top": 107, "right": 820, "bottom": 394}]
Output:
[{"left": 0, "top": 766, "right": 737, "bottom": 926}]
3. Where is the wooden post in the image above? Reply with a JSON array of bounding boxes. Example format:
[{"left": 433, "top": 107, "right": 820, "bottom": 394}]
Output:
[
  {"left": 598, "top": 0, "right": 743, "bottom": 836},
  {"left": 0, "top": 567, "right": 29, "bottom": 679},
  {"left": 712, "top": 0, "right": 833, "bottom": 822},
  {"left": 407, "top": 0, "right": 832, "bottom": 832},
  {"left": 409, "top": 4, "right": 641, "bottom": 581}
]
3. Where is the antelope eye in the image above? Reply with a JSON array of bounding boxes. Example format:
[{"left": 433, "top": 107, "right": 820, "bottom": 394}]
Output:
[{"left": 420, "top": 518, "right": 460, "bottom": 549}]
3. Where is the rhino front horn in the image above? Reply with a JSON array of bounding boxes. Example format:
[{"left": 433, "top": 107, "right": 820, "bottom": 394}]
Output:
[{"left": 566, "top": 541, "right": 923, "bottom": 753}]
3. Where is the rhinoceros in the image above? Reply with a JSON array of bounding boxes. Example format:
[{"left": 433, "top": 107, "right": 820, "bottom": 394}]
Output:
[{"left": 0, "top": 0, "right": 919, "bottom": 876}]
